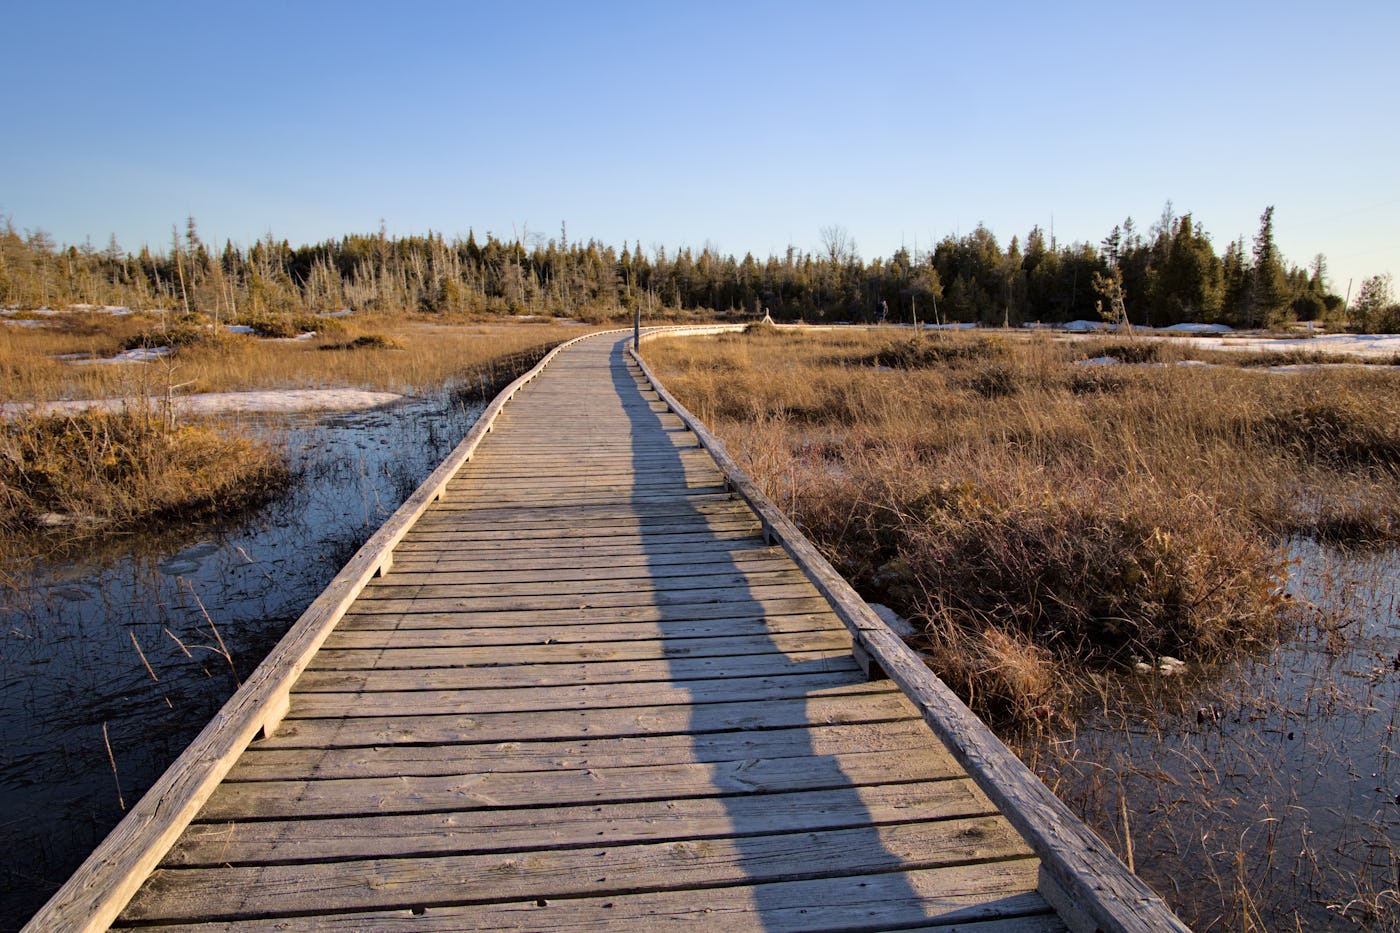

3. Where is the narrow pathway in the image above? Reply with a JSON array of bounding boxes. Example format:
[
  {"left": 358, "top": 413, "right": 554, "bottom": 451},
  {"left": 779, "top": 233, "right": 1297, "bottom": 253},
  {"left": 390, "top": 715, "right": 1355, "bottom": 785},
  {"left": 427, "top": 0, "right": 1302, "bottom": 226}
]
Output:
[{"left": 104, "top": 333, "right": 1062, "bottom": 929}]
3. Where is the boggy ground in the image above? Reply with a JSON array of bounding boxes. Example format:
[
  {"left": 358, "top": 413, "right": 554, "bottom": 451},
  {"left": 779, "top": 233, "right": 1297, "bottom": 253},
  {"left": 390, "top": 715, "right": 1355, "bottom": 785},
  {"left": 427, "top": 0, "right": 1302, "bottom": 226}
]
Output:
[
  {"left": 0, "top": 311, "right": 600, "bottom": 547},
  {"left": 648, "top": 326, "right": 1400, "bottom": 719},
  {"left": 647, "top": 325, "right": 1400, "bottom": 929}
]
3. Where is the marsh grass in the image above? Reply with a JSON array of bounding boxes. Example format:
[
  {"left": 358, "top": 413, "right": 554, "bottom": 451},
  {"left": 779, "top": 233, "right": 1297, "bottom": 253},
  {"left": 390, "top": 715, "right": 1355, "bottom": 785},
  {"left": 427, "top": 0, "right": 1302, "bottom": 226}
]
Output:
[
  {"left": 648, "top": 326, "right": 1400, "bottom": 928},
  {"left": 0, "top": 313, "right": 598, "bottom": 401},
  {"left": 647, "top": 328, "right": 1400, "bottom": 723},
  {"left": 1, "top": 313, "right": 598, "bottom": 549},
  {"left": 0, "top": 407, "right": 287, "bottom": 536}
]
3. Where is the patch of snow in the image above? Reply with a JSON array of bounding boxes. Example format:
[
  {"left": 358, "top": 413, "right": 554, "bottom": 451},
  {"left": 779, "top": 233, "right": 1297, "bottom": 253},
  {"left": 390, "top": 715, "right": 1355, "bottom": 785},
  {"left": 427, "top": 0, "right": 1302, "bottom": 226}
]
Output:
[
  {"left": 1180, "top": 332, "right": 1400, "bottom": 359},
  {"left": 1162, "top": 322, "right": 1233, "bottom": 334},
  {"left": 224, "top": 324, "right": 256, "bottom": 334},
  {"left": 2, "top": 388, "right": 403, "bottom": 420},
  {"left": 1075, "top": 356, "right": 1120, "bottom": 366},
  {"left": 70, "top": 346, "right": 174, "bottom": 365},
  {"left": 1062, "top": 319, "right": 1110, "bottom": 333},
  {"left": 1, "top": 318, "right": 50, "bottom": 328},
  {"left": 320, "top": 308, "right": 356, "bottom": 318}
]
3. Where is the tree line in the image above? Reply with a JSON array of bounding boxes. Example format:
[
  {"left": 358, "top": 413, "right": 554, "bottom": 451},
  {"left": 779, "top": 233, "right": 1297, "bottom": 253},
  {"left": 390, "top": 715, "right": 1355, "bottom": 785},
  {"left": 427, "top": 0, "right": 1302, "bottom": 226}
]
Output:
[{"left": 2, "top": 208, "right": 1395, "bottom": 331}]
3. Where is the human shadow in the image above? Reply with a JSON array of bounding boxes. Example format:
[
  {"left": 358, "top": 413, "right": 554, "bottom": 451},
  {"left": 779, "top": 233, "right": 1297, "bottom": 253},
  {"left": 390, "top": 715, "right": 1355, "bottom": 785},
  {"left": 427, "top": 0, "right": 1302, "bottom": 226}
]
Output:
[{"left": 609, "top": 335, "right": 944, "bottom": 930}]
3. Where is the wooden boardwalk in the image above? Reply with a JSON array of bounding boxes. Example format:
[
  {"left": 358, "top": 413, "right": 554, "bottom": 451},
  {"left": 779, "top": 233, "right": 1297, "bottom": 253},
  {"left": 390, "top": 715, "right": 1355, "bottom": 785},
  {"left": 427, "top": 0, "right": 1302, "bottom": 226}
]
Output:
[{"left": 28, "top": 330, "right": 1186, "bottom": 932}]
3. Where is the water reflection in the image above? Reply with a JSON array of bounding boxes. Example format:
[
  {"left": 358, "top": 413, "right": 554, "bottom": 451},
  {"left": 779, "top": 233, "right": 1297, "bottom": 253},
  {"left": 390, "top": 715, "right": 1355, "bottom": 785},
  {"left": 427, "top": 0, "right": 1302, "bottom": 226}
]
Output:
[
  {"left": 1026, "top": 540, "right": 1400, "bottom": 930},
  {"left": 0, "top": 394, "right": 483, "bottom": 930}
]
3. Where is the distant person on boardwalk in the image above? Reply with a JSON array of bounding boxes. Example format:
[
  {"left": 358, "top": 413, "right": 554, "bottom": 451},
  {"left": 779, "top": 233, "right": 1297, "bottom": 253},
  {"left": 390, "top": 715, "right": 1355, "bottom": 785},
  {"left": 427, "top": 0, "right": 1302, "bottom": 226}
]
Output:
[{"left": 877, "top": 299, "right": 888, "bottom": 325}]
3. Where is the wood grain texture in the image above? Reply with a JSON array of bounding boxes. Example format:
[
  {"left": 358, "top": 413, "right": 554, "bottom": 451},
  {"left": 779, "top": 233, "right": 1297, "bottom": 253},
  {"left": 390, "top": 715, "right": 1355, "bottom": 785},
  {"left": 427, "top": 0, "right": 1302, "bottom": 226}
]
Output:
[
  {"left": 122, "top": 818, "right": 1032, "bottom": 923},
  {"left": 119, "top": 864, "right": 1059, "bottom": 932}
]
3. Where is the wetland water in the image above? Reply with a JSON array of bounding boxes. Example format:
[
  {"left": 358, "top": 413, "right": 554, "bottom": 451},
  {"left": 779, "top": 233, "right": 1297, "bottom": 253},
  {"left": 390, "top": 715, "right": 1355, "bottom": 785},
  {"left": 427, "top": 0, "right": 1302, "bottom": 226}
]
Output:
[
  {"left": 1026, "top": 541, "right": 1400, "bottom": 930},
  {"left": 4, "top": 398, "right": 1397, "bottom": 930},
  {"left": 0, "top": 393, "right": 483, "bottom": 928}
]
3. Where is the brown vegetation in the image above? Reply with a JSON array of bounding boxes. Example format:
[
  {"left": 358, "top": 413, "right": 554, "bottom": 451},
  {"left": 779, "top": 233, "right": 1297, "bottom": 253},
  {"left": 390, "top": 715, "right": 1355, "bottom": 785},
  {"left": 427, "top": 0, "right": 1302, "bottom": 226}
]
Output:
[
  {"left": 0, "top": 407, "right": 286, "bottom": 535},
  {"left": 646, "top": 327, "right": 1400, "bottom": 725},
  {"left": 0, "top": 312, "right": 599, "bottom": 401},
  {"left": 0, "top": 313, "right": 602, "bottom": 549}
]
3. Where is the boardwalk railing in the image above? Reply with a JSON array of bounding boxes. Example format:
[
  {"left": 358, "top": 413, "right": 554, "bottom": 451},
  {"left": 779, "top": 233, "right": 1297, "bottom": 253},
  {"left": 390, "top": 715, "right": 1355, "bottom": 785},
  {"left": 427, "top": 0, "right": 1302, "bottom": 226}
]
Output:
[
  {"left": 634, "top": 326, "right": 1189, "bottom": 933},
  {"left": 22, "top": 329, "right": 624, "bottom": 933}
]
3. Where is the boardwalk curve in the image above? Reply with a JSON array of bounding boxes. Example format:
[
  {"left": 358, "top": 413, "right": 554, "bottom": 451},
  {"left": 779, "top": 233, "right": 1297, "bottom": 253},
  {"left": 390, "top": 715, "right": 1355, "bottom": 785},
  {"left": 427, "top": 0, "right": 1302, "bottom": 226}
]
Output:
[{"left": 26, "top": 328, "right": 1186, "bottom": 932}]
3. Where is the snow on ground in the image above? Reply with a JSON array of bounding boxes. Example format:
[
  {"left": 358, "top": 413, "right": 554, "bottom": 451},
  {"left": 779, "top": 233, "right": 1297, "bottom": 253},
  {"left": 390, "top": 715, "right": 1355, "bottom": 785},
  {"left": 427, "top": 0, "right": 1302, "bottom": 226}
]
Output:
[
  {"left": 1161, "top": 322, "right": 1234, "bottom": 334},
  {"left": 68, "top": 344, "right": 173, "bottom": 364},
  {"left": 1178, "top": 333, "right": 1400, "bottom": 359},
  {"left": 2, "top": 389, "right": 403, "bottom": 419},
  {"left": 69, "top": 347, "right": 173, "bottom": 364}
]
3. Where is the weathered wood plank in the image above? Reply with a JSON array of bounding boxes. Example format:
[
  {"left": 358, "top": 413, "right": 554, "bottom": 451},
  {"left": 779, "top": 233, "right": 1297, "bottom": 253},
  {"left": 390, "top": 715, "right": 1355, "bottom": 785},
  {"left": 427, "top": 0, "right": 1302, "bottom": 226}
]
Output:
[
  {"left": 168, "top": 779, "right": 997, "bottom": 866},
  {"left": 307, "top": 628, "right": 851, "bottom": 670},
  {"left": 386, "top": 543, "right": 782, "bottom": 571},
  {"left": 118, "top": 863, "right": 1056, "bottom": 933},
  {"left": 202, "top": 746, "right": 968, "bottom": 821},
  {"left": 339, "top": 596, "right": 835, "bottom": 629},
  {"left": 428, "top": 496, "right": 736, "bottom": 516},
  {"left": 344, "top": 582, "right": 824, "bottom": 615},
  {"left": 391, "top": 527, "right": 763, "bottom": 551},
  {"left": 120, "top": 818, "right": 1033, "bottom": 923},
  {"left": 394, "top": 517, "right": 764, "bottom": 543},
  {"left": 324, "top": 612, "right": 839, "bottom": 649},
  {"left": 424, "top": 488, "right": 737, "bottom": 513},
  {"left": 256, "top": 686, "right": 915, "bottom": 751},
  {"left": 406, "top": 510, "right": 757, "bottom": 534},
  {"left": 360, "top": 563, "right": 803, "bottom": 592},
  {"left": 296, "top": 650, "right": 860, "bottom": 692},
  {"left": 286, "top": 670, "right": 870, "bottom": 717},
  {"left": 227, "top": 718, "right": 942, "bottom": 781}
]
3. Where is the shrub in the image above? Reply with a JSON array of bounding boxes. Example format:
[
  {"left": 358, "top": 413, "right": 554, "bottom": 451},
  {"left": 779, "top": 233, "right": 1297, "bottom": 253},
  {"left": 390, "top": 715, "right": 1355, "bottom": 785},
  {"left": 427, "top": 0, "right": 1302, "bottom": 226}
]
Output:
[
  {"left": 869, "top": 335, "right": 1004, "bottom": 369},
  {"left": 318, "top": 333, "right": 404, "bottom": 351},
  {"left": 1095, "top": 342, "right": 1160, "bottom": 364},
  {"left": 0, "top": 408, "right": 288, "bottom": 533},
  {"left": 1258, "top": 393, "right": 1400, "bottom": 468}
]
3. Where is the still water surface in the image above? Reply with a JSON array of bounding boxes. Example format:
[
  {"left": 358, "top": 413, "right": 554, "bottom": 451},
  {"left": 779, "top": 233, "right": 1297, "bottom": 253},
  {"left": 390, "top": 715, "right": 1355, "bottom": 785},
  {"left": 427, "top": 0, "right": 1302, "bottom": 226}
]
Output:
[{"left": 0, "top": 394, "right": 482, "bottom": 928}]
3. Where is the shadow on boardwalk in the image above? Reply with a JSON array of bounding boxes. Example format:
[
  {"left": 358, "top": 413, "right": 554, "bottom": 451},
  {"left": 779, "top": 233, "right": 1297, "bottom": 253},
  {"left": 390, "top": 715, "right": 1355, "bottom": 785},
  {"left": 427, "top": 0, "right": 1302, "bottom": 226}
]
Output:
[{"left": 614, "top": 337, "right": 939, "bottom": 930}]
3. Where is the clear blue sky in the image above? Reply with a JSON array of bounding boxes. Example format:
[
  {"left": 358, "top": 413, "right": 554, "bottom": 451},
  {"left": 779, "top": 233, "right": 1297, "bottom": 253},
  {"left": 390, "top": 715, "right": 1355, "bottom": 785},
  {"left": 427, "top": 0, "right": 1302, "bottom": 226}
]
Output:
[{"left": 4, "top": 0, "right": 1396, "bottom": 297}]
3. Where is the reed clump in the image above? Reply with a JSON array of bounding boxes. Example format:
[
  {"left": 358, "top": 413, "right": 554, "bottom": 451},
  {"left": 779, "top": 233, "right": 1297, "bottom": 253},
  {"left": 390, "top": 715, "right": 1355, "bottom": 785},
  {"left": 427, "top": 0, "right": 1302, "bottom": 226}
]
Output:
[
  {"left": 647, "top": 327, "right": 1400, "bottom": 724},
  {"left": 0, "top": 407, "right": 287, "bottom": 535}
]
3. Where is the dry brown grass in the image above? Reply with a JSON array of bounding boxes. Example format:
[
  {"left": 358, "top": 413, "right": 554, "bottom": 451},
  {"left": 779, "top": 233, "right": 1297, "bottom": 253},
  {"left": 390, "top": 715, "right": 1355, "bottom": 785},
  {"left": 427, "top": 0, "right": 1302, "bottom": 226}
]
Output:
[
  {"left": 1, "top": 313, "right": 604, "bottom": 547},
  {"left": 646, "top": 327, "right": 1400, "bottom": 724},
  {"left": 0, "top": 313, "right": 604, "bottom": 402},
  {"left": 0, "top": 407, "right": 287, "bottom": 535}
]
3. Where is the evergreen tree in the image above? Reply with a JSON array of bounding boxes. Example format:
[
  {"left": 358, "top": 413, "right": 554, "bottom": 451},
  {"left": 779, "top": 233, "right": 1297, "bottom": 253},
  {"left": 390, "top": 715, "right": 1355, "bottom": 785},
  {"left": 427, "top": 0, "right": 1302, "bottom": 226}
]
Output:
[{"left": 1249, "top": 206, "right": 1288, "bottom": 325}]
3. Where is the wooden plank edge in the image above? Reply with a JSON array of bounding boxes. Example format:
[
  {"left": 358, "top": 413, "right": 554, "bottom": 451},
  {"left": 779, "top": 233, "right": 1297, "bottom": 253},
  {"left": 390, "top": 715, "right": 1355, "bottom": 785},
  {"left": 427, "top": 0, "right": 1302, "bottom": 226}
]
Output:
[
  {"left": 20, "top": 329, "right": 632, "bottom": 933},
  {"left": 631, "top": 332, "right": 1190, "bottom": 933}
]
